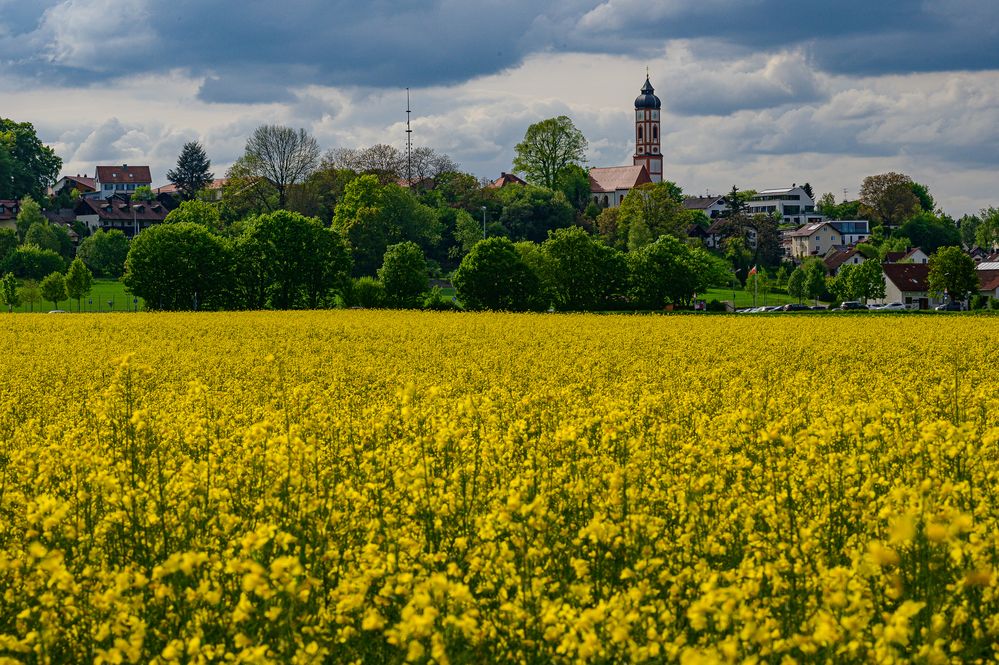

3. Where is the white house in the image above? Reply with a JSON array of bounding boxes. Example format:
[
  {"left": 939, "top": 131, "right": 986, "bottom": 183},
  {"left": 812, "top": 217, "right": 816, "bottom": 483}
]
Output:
[
  {"left": 86, "top": 165, "right": 153, "bottom": 200},
  {"left": 683, "top": 195, "right": 728, "bottom": 220},
  {"left": 747, "top": 185, "right": 822, "bottom": 225},
  {"left": 870, "top": 263, "right": 941, "bottom": 309},
  {"left": 884, "top": 247, "right": 929, "bottom": 264},
  {"left": 786, "top": 220, "right": 871, "bottom": 260},
  {"left": 589, "top": 165, "right": 652, "bottom": 208},
  {"left": 823, "top": 247, "right": 865, "bottom": 276}
]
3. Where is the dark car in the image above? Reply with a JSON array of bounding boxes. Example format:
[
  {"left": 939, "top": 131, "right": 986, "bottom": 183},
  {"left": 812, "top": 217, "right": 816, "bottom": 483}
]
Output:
[
  {"left": 781, "top": 303, "right": 810, "bottom": 311},
  {"left": 835, "top": 301, "right": 869, "bottom": 311},
  {"left": 934, "top": 301, "right": 963, "bottom": 311},
  {"left": 810, "top": 305, "right": 827, "bottom": 311}
]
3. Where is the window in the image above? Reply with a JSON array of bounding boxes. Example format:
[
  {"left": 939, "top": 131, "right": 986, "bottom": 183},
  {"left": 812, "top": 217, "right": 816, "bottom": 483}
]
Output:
[
  {"left": 104, "top": 184, "right": 113, "bottom": 191},
  {"left": 638, "top": 126, "right": 643, "bottom": 140},
  {"left": 637, "top": 146, "right": 644, "bottom": 154},
  {"left": 652, "top": 125, "right": 658, "bottom": 140}
]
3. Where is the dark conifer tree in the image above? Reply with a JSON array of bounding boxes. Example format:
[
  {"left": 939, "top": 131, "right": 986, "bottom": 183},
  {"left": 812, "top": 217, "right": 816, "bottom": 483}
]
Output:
[{"left": 166, "top": 141, "right": 214, "bottom": 201}]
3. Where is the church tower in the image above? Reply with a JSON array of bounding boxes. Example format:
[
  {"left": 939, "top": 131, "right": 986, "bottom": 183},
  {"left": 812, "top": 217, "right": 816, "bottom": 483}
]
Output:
[{"left": 633, "top": 76, "right": 663, "bottom": 183}]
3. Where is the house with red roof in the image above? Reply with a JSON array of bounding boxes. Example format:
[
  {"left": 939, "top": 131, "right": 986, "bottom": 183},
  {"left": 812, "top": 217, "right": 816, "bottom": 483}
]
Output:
[
  {"left": 588, "top": 165, "right": 651, "bottom": 208},
  {"left": 486, "top": 172, "right": 527, "bottom": 189},
  {"left": 86, "top": 164, "right": 153, "bottom": 200},
  {"left": 0, "top": 200, "right": 20, "bottom": 231},
  {"left": 75, "top": 195, "right": 168, "bottom": 238},
  {"left": 870, "top": 263, "right": 941, "bottom": 309}
]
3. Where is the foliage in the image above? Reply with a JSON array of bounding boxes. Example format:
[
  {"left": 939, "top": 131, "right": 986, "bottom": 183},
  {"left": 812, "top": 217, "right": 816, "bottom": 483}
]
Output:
[
  {"left": 164, "top": 199, "right": 224, "bottom": 232},
  {"left": 787, "top": 266, "right": 807, "bottom": 303},
  {"left": 617, "top": 182, "right": 690, "bottom": 252},
  {"left": 554, "top": 164, "right": 591, "bottom": 211},
  {"left": 65, "top": 258, "right": 94, "bottom": 311},
  {"left": 628, "top": 235, "right": 728, "bottom": 308},
  {"left": 539, "top": 226, "right": 627, "bottom": 311},
  {"left": 802, "top": 258, "right": 828, "bottom": 303},
  {"left": 2, "top": 244, "right": 65, "bottom": 280},
  {"left": 927, "top": 246, "right": 980, "bottom": 302},
  {"left": 0, "top": 118, "right": 62, "bottom": 201},
  {"left": 975, "top": 207, "right": 999, "bottom": 250},
  {"left": 421, "top": 285, "right": 460, "bottom": 311},
  {"left": 897, "top": 211, "right": 961, "bottom": 255},
  {"left": 829, "top": 261, "right": 886, "bottom": 303},
  {"left": 495, "top": 184, "right": 574, "bottom": 244},
  {"left": 378, "top": 242, "right": 429, "bottom": 309},
  {"left": 910, "top": 182, "right": 935, "bottom": 213},
  {"left": 859, "top": 172, "right": 920, "bottom": 229},
  {"left": 15, "top": 196, "right": 46, "bottom": 243},
  {"left": 333, "top": 176, "right": 441, "bottom": 276},
  {"left": 350, "top": 276, "right": 386, "bottom": 308},
  {"left": 16, "top": 278, "right": 40, "bottom": 311},
  {"left": 817, "top": 194, "right": 863, "bottom": 221},
  {"left": 77, "top": 229, "right": 130, "bottom": 278},
  {"left": 132, "top": 185, "right": 154, "bottom": 202},
  {"left": 40, "top": 271, "right": 67, "bottom": 308},
  {"left": 24, "top": 221, "right": 73, "bottom": 261},
  {"left": 237, "top": 210, "right": 351, "bottom": 309},
  {"left": 0, "top": 272, "right": 20, "bottom": 312},
  {"left": 512, "top": 116, "right": 587, "bottom": 190},
  {"left": 166, "top": 141, "right": 214, "bottom": 201},
  {"left": 123, "top": 222, "right": 234, "bottom": 310},
  {"left": 0, "top": 229, "right": 17, "bottom": 264},
  {"left": 453, "top": 237, "right": 542, "bottom": 311}
]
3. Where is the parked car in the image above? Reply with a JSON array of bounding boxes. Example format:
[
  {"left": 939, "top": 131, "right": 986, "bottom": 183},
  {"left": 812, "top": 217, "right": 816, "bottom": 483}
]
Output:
[
  {"left": 935, "top": 301, "right": 963, "bottom": 311},
  {"left": 810, "top": 305, "right": 827, "bottom": 311},
  {"left": 834, "top": 301, "right": 869, "bottom": 311},
  {"left": 880, "top": 302, "right": 908, "bottom": 311},
  {"left": 47, "top": 310, "right": 67, "bottom": 314},
  {"left": 782, "top": 303, "right": 810, "bottom": 311}
]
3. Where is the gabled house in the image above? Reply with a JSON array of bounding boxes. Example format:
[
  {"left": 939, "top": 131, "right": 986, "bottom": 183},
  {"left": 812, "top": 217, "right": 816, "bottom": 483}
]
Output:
[
  {"left": 746, "top": 185, "right": 821, "bottom": 226},
  {"left": 52, "top": 174, "right": 97, "bottom": 197},
  {"left": 683, "top": 195, "right": 728, "bottom": 220},
  {"left": 884, "top": 247, "right": 929, "bottom": 264},
  {"left": 824, "top": 247, "right": 865, "bottom": 276},
  {"left": 87, "top": 165, "right": 153, "bottom": 200},
  {"left": 589, "top": 165, "right": 651, "bottom": 208},
  {"left": 786, "top": 220, "right": 871, "bottom": 260},
  {"left": 872, "top": 263, "right": 941, "bottom": 309},
  {"left": 75, "top": 195, "right": 168, "bottom": 237},
  {"left": 0, "top": 200, "right": 20, "bottom": 231},
  {"left": 487, "top": 172, "right": 527, "bottom": 189},
  {"left": 978, "top": 268, "right": 999, "bottom": 299}
]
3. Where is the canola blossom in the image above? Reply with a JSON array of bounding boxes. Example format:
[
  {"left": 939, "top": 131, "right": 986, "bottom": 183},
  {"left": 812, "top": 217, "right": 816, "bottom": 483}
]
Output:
[{"left": 0, "top": 311, "right": 997, "bottom": 664}]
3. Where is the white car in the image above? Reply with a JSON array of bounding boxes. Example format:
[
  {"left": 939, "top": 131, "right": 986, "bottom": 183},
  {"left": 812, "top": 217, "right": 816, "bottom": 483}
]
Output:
[{"left": 880, "top": 302, "right": 908, "bottom": 311}]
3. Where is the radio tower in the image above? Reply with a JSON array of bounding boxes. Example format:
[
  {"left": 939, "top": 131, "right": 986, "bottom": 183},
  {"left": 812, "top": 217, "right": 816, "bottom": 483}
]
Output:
[{"left": 406, "top": 88, "right": 413, "bottom": 185}]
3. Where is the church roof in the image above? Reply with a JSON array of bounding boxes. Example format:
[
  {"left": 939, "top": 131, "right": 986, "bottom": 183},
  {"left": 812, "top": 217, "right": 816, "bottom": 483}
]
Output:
[
  {"left": 635, "top": 76, "right": 661, "bottom": 110},
  {"left": 589, "top": 165, "right": 651, "bottom": 193}
]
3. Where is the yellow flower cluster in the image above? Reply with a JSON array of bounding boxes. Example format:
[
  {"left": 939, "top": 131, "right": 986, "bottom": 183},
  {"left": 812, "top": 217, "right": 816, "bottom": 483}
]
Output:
[{"left": 0, "top": 311, "right": 997, "bottom": 663}]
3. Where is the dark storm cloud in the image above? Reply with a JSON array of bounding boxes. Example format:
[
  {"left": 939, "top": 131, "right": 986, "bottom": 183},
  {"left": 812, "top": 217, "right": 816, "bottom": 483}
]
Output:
[{"left": 2, "top": 0, "right": 996, "bottom": 105}]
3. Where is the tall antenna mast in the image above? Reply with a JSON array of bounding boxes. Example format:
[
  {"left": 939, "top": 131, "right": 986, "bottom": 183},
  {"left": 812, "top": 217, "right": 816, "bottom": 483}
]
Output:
[{"left": 406, "top": 88, "right": 413, "bottom": 184}]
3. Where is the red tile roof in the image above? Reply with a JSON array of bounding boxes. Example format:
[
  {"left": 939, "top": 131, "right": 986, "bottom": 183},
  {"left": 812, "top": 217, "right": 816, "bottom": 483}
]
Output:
[
  {"left": 96, "top": 165, "right": 152, "bottom": 185},
  {"left": 824, "top": 247, "right": 862, "bottom": 272},
  {"left": 487, "top": 172, "right": 527, "bottom": 189},
  {"left": 978, "top": 270, "right": 999, "bottom": 292},
  {"left": 883, "top": 263, "right": 930, "bottom": 293},
  {"left": 76, "top": 197, "right": 169, "bottom": 222},
  {"left": 154, "top": 178, "right": 227, "bottom": 195},
  {"left": 588, "top": 165, "right": 651, "bottom": 193}
]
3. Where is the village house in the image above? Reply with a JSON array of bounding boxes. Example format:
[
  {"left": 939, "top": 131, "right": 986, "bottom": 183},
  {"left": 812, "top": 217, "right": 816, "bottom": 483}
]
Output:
[
  {"left": 0, "top": 200, "right": 20, "bottom": 231},
  {"left": 884, "top": 247, "right": 929, "bottom": 264},
  {"left": 978, "top": 262, "right": 999, "bottom": 299},
  {"left": 154, "top": 178, "right": 228, "bottom": 201},
  {"left": 589, "top": 165, "right": 651, "bottom": 208},
  {"left": 487, "top": 172, "right": 527, "bottom": 189},
  {"left": 823, "top": 246, "right": 865, "bottom": 276},
  {"left": 75, "top": 194, "right": 169, "bottom": 237},
  {"left": 683, "top": 195, "right": 727, "bottom": 220},
  {"left": 746, "top": 185, "right": 822, "bottom": 226},
  {"left": 84, "top": 165, "right": 153, "bottom": 200},
  {"left": 870, "top": 263, "right": 941, "bottom": 310},
  {"left": 51, "top": 174, "right": 97, "bottom": 197},
  {"left": 786, "top": 220, "right": 871, "bottom": 260}
]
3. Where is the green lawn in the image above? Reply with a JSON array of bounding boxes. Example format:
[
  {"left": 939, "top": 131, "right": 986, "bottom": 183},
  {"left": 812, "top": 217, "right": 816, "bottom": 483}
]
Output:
[
  {"left": 10, "top": 278, "right": 143, "bottom": 313},
  {"left": 701, "top": 287, "right": 820, "bottom": 308}
]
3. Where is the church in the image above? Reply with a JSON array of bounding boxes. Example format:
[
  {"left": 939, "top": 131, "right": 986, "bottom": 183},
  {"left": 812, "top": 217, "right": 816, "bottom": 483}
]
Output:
[{"left": 589, "top": 76, "right": 663, "bottom": 207}]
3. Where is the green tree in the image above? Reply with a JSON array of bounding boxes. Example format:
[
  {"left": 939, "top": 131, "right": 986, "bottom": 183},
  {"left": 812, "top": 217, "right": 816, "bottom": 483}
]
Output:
[
  {"left": 0, "top": 119, "right": 62, "bottom": 201},
  {"left": 0, "top": 272, "right": 20, "bottom": 312},
  {"left": 132, "top": 185, "right": 154, "bottom": 202},
  {"left": 17, "top": 279, "right": 40, "bottom": 312},
  {"left": 617, "top": 182, "right": 689, "bottom": 251},
  {"left": 378, "top": 242, "right": 429, "bottom": 309},
  {"left": 164, "top": 199, "right": 223, "bottom": 232},
  {"left": 555, "top": 164, "right": 592, "bottom": 211},
  {"left": 65, "top": 258, "right": 94, "bottom": 312},
  {"left": 802, "top": 258, "right": 828, "bottom": 304},
  {"left": 910, "top": 182, "right": 935, "bottom": 212},
  {"left": 123, "top": 222, "right": 234, "bottom": 310},
  {"left": 15, "top": 197, "right": 46, "bottom": 243},
  {"left": 928, "top": 246, "right": 979, "bottom": 303},
  {"left": 2, "top": 245, "right": 65, "bottom": 279},
  {"left": 957, "top": 214, "right": 981, "bottom": 248},
  {"left": 349, "top": 277, "right": 386, "bottom": 308},
  {"left": 897, "top": 211, "right": 961, "bottom": 255},
  {"left": 628, "top": 235, "right": 728, "bottom": 309},
  {"left": 512, "top": 116, "right": 587, "bottom": 190},
  {"left": 238, "top": 210, "right": 351, "bottom": 309},
  {"left": 77, "top": 229, "right": 130, "bottom": 278},
  {"left": 849, "top": 257, "right": 886, "bottom": 303},
  {"left": 453, "top": 237, "right": 541, "bottom": 311},
  {"left": 540, "top": 226, "right": 627, "bottom": 311},
  {"left": 829, "top": 263, "right": 856, "bottom": 302},
  {"left": 787, "top": 266, "right": 807, "bottom": 303},
  {"left": 859, "top": 172, "right": 920, "bottom": 230},
  {"left": 40, "top": 271, "right": 67, "bottom": 309},
  {"left": 333, "top": 176, "right": 441, "bottom": 276},
  {"left": 166, "top": 141, "right": 214, "bottom": 201},
  {"left": 0, "top": 229, "right": 18, "bottom": 264},
  {"left": 976, "top": 207, "right": 999, "bottom": 250},
  {"left": 496, "top": 185, "right": 574, "bottom": 244}
]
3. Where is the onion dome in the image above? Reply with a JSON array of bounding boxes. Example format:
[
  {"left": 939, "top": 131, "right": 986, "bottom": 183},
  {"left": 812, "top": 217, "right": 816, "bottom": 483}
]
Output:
[{"left": 634, "top": 76, "right": 661, "bottom": 110}]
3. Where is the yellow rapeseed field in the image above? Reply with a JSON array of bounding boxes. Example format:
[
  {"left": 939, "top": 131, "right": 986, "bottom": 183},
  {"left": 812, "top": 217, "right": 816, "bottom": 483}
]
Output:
[{"left": 0, "top": 311, "right": 997, "bottom": 664}]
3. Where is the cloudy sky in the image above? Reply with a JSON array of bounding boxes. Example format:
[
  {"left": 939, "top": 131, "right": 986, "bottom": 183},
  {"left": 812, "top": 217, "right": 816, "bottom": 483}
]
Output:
[{"left": 2, "top": 0, "right": 998, "bottom": 215}]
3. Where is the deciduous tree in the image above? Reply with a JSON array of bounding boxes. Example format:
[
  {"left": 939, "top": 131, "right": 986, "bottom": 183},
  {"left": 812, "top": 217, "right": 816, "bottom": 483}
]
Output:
[
  {"left": 540, "top": 226, "right": 627, "bottom": 311},
  {"left": 0, "top": 119, "right": 62, "bottom": 201},
  {"left": 241, "top": 125, "right": 320, "bottom": 208},
  {"left": 77, "top": 229, "right": 130, "bottom": 278},
  {"left": 378, "top": 241, "right": 429, "bottom": 309},
  {"left": 512, "top": 116, "right": 587, "bottom": 190},
  {"left": 40, "top": 271, "right": 67, "bottom": 309},
  {"left": 928, "top": 246, "right": 979, "bottom": 303},
  {"left": 453, "top": 237, "right": 541, "bottom": 311},
  {"left": 65, "top": 258, "right": 94, "bottom": 312},
  {"left": 0, "top": 272, "right": 20, "bottom": 312},
  {"left": 859, "top": 172, "right": 920, "bottom": 229}
]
